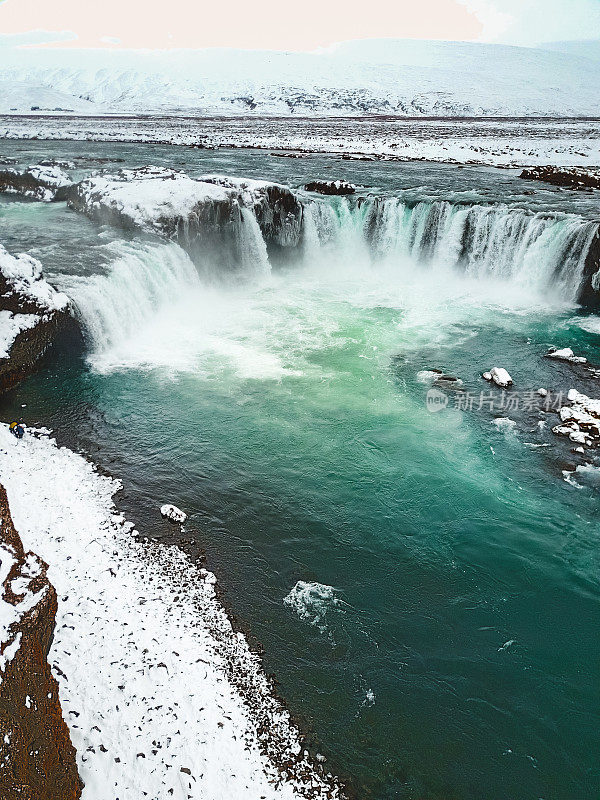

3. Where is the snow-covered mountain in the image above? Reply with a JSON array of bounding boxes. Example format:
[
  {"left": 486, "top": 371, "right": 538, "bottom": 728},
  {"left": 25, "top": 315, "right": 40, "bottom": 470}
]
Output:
[{"left": 0, "top": 39, "right": 599, "bottom": 117}]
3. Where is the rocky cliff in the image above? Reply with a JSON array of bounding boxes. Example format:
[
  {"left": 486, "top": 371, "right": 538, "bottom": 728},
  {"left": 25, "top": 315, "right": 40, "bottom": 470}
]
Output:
[
  {"left": 66, "top": 167, "right": 304, "bottom": 271},
  {"left": 0, "top": 484, "right": 82, "bottom": 799},
  {"left": 0, "top": 245, "right": 74, "bottom": 393},
  {"left": 0, "top": 165, "right": 72, "bottom": 202}
]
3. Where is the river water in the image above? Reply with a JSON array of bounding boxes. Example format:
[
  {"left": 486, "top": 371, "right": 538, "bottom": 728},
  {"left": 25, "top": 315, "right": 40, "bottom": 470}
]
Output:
[{"left": 1, "top": 139, "right": 599, "bottom": 800}]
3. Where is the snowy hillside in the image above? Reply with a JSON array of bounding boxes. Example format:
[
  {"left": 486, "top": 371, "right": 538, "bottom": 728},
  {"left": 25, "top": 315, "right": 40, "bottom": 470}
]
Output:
[{"left": 0, "top": 39, "right": 599, "bottom": 117}]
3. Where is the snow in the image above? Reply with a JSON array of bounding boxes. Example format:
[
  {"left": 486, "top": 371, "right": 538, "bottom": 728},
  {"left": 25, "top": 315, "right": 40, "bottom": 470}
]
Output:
[
  {"left": 71, "top": 167, "right": 235, "bottom": 232},
  {"left": 485, "top": 368, "right": 513, "bottom": 388},
  {"left": 0, "top": 426, "right": 342, "bottom": 800},
  {"left": 27, "top": 164, "right": 71, "bottom": 189},
  {"left": 0, "top": 531, "right": 48, "bottom": 683},
  {"left": 2, "top": 115, "right": 599, "bottom": 169},
  {"left": 69, "top": 168, "right": 292, "bottom": 241},
  {"left": 0, "top": 39, "right": 599, "bottom": 117},
  {"left": 546, "top": 347, "right": 587, "bottom": 363},
  {"left": 0, "top": 245, "right": 69, "bottom": 313},
  {"left": 0, "top": 164, "right": 71, "bottom": 201},
  {"left": 552, "top": 388, "right": 600, "bottom": 447},
  {"left": 160, "top": 504, "right": 187, "bottom": 524},
  {"left": 0, "top": 311, "right": 39, "bottom": 359}
]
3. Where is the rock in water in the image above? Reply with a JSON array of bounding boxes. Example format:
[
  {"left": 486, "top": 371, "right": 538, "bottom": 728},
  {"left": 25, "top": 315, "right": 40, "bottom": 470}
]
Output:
[
  {"left": 484, "top": 367, "right": 513, "bottom": 388},
  {"left": 0, "top": 165, "right": 72, "bottom": 202},
  {"left": 546, "top": 347, "right": 587, "bottom": 363},
  {"left": 304, "top": 180, "right": 357, "bottom": 196},
  {"left": 160, "top": 504, "right": 187, "bottom": 524},
  {"left": 520, "top": 166, "right": 600, "bottom": 190}
]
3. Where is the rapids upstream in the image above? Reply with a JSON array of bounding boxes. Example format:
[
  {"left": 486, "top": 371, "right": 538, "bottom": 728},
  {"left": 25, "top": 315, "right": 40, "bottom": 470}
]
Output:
[{"left": 1, "top": 139, "right": 599, "bottom": 800}]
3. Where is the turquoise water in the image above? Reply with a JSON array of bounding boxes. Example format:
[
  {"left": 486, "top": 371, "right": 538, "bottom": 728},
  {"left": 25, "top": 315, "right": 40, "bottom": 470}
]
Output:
[{"left": 1, "top": 141, "right": 599, "bottom": 799}]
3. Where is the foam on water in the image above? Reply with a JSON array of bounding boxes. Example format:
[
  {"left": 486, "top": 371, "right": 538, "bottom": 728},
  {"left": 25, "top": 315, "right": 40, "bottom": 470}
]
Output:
[{"left": 283, "top": 581, "right": 342, "bottom": 634}]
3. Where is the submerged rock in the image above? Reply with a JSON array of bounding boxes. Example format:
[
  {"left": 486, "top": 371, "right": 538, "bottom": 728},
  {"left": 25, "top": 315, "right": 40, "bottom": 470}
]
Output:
[
  {"left": 0, "top": 246, "right": 72, "bottom": 392},
  {"left": 0, "top": 484, "right": 82, "bottom": 799},
  {"left": 0, "top": 165, "right": 72, "bottom": 201}
]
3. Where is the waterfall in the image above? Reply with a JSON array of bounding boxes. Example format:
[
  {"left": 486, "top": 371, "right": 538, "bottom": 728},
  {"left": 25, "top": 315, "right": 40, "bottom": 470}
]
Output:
[
  {"left": 302, "top": 195, "right": 599, "bottom": 304},
  {"left": 60, "top": 241, "right": 201, "bottom": 352},
  {"left": 238, "top": 207, "right": 271, "bottom": 278}
]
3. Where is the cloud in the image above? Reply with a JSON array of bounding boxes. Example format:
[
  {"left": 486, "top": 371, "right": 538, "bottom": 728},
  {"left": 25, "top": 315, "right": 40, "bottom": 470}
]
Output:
[
  {"left": 456, "top": 1, "right": 513, "bottom": 40},
  {"left": 460, "top": 0, "right": 600, "bottom": 44}
]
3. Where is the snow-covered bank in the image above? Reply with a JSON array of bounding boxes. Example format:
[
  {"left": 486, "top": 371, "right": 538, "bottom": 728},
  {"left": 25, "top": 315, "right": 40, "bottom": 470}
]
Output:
[
  {"left": 2, "top": 116, "right": 600, "bottom": 168},
  {"left": 0, "top": 426, "right": 343, "bottom": 800}
]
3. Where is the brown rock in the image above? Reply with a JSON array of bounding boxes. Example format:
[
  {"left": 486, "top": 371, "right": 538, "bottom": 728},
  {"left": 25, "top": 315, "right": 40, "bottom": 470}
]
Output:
[{"left": 0, "top": 485, "right": 83, "bottom": 799}]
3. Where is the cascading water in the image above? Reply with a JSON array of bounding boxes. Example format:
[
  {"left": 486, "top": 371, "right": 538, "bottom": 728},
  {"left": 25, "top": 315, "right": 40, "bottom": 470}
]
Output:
[
  {"left": 59, "top": 240, "right": 201, "bottom": 353},
  {"left": 238, "top": 206, "right": 271, "bottom": 278},
  {"left": 301, "top": 195, "right": 599, "bottom": 304},
  {"left": 55, "top": 191, "right": 600, "bottom": 367}
]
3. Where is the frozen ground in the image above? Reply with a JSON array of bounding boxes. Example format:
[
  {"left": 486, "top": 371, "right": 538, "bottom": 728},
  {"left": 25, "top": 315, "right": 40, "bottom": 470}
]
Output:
[
  {"left": 0, "top": 425, "right": 342, "bottom": 800},
  {"left": 2, "top": 116, "right": 599, "bottom": 168}
]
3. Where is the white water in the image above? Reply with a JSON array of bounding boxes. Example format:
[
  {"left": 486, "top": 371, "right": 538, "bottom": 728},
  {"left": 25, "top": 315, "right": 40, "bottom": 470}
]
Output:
[
  {"left": 303, "top": 197, "right": 598, "bottom": 303},
  {"left": 58, "top": 194, "right": 598, "bottom": 379}
]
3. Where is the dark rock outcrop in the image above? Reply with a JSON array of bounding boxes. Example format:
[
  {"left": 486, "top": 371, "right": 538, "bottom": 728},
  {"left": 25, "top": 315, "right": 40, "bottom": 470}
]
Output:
[
  {"left": 66, "top": 167, "right": 305, "bottom": 272},
  {"left": 304, "top": 180, "right": 357, "bottom": 196},
  {"left": 0, "top": 485, "right": 82, "bottom": 799},
  {"left": 578, "top": 226, "right": 600, "bottom": 309},
  {"left": 0, "top": 166, "right": 72, "bottom": 202},
  {"left": 0, "top": 247, "right": 74, "bottom": 393},
  {"left": 520, "top": 166, "right": 600, "bottom": 190}
]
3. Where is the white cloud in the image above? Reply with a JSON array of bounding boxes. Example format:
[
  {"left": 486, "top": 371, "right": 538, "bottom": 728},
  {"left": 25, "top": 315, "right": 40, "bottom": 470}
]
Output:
[
  {"left": 461, "top": 0, "right": 600, "bottom": 44},
  {"left": 457, "top": 0, "right": 514, "bottom": 41}
]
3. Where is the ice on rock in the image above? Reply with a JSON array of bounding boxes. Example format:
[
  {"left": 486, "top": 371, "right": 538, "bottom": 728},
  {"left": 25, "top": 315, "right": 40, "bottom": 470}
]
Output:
[
  {"left": 537, "top": 388, "right": 548, "bottom": 397},
  {"left": 0, "top": 245, "right": 69, "bottom": 313},
  {"left": 160, "top": 504, "right": 187, "bottom": 524},
  {"left": 486, "top": 367, "right": 513, "bottom": 388},
  {"left": 546, "top": 347, "right": 587, "bottom": 363},
  {"left": 552, "top": 387, "right": 600, "bottom": 448}
]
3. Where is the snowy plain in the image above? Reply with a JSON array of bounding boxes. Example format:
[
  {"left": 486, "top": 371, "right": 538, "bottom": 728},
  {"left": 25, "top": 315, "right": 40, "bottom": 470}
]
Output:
[{"left": 2, "top": 116, "right": 600, "bottom": 168}]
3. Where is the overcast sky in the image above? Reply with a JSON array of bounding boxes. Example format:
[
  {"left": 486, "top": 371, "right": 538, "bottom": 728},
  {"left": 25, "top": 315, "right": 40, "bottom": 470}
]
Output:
[{"left": 0, "top": 0, "right": 598, "bottom": 50}]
